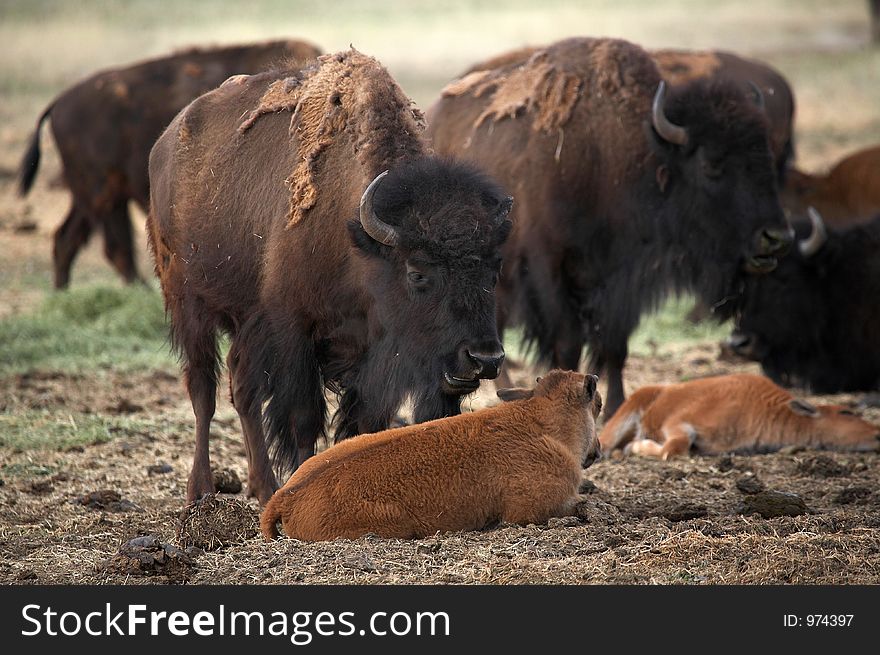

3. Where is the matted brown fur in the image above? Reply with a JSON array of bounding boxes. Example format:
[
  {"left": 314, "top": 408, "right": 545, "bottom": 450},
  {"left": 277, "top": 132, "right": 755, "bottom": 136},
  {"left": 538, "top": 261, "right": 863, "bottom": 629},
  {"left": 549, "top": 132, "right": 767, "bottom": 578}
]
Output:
[
  {"left": 601, "top": 374, "right": 880, "bottom": 459},
  {"left": 261, "top": 370, "right": 602, "bottom": 541},
  {"left": 438, "top": 43, "right": 644, "bottom": 134},
  {"left": 238, "top": 50, "right": 426, "bottom": 227}
]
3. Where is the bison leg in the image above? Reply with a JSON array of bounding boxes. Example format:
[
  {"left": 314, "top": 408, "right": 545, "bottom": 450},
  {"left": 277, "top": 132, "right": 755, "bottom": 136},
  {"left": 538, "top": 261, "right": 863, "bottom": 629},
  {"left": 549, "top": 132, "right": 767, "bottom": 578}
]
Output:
[
  {"left": 227, "top": 344, "right": 277, "bottom": 504},
  {"left": 262, "top": 322, "right": 327, "bottom": 474},
  {"left": 173, "top": 301, "right": 221, "bottom": 503},
  {"left": 659, "top": 422, "right": 697, "bottom": 460},
  {"left": 184, "top": 359, "right": 218, "bottom": 503},
  {"left": 627, "top": 438, "right": 664, "bottom": 458},
  {"left": 333, "top": 386, "right": 395, "bottom": 442},
  {"left": 101, "top": 202, "right": 145, "bottom": 285},
  {"left": 52, "top": 202, "right": 93, "bottom": 289},
  {"left": 588, "top": 341, "right": 627, "bottom": 418}
]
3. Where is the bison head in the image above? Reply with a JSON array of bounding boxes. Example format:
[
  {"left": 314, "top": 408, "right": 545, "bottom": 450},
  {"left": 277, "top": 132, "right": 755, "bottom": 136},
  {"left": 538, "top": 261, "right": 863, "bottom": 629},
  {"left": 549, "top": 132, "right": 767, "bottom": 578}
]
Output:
[
  {"left": 727, "top": 209, "right": 880, "bottom": 392},
  {"left": 647, "top": 79, "right": 793, "bottom": 315},
  {"left": 348, "top": 156, "right": 513, "bottom": 420}
]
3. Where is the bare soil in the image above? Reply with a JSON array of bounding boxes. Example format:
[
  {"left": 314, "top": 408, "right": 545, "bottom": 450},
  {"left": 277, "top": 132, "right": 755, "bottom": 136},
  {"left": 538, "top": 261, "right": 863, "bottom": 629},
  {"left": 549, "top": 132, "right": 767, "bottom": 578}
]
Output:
[{"left": 1, "top": 344, "right": 878, "bottom": 586}]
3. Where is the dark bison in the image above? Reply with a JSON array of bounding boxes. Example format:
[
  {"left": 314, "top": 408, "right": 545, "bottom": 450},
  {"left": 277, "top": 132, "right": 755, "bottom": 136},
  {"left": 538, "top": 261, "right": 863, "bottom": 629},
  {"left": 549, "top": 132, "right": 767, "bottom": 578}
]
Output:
[
  {"left": 727, "top": 208, "right": 880, "bottom": 393},
  {"left": 18, "top": 39, "right": 321, "bottom": 288},
  {"left": 462, "top": 45, "right": 797, "bottom": 184},
  {"left": 147, "top": 50, "right": 513, "bottom": 504},
  {"left": 427, "top": 37, "right": 792, "bottom": 416},
  {"left": 651, "top": 49, "right": 795, "bottom": 184},
  {"left": 780, "top": 144, "right": 880, "bottom": 226}
]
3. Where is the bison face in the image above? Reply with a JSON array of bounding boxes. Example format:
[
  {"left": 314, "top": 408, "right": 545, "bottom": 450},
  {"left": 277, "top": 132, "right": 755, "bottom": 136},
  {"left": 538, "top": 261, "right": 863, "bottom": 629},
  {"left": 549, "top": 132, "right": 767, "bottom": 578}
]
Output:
[
  {"left": 348, "top": 157, "right": 513, "bottom": 412},
  {"left": 727, "top": 209, "right": 880, "bottom": 393},
  {"left": 648, "top": 80, "right": 793, "bottom": 309}
]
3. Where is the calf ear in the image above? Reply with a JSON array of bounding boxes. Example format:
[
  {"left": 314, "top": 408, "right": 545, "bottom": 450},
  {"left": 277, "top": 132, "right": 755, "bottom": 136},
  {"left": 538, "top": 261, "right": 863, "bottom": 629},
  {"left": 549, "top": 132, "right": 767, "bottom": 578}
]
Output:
[
  {"left": 789, "top": 398, "right": 820, "bottom": 417},
  {"left": 497, "top": 388, "right": 534, "bottom": 402},
  {"left": 584, "top": 374, "right": 598, "bottom": 400}
]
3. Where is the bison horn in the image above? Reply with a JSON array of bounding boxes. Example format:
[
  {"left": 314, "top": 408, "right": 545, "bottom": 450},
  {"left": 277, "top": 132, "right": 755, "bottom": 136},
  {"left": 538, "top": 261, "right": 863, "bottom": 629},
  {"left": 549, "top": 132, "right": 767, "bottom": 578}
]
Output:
[
  {"left": 747, "top": 81, "right": 765, "bottom": 111},
  {"left": 359, "top": 170, "right": 399, "bottom": 247},
  {"left": 651, "top": 81, "right": 688, "bottom": 146},
  {"left": 799, "top": 207, "right": 828, "bottom": 258}
]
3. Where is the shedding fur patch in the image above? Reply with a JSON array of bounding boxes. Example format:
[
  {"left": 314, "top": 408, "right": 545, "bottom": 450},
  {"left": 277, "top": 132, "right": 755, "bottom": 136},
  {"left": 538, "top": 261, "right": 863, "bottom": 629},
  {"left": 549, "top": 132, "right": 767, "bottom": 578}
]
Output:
[
  {"left": 238, "top": 49, "right": 425, "bottom": 228},
  {"left": 440, "top": 39, "right": 657, "bottom": 135},
  {"left": 652, "top": 50, "right": 722, "bottom": 85}
]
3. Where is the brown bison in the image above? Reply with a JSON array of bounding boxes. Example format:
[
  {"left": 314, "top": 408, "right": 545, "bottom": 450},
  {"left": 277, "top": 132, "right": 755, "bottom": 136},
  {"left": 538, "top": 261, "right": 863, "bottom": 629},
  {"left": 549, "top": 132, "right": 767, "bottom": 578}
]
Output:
[
  {"left": 147, "top": 50, "right": 513, "bottom": 504},
  {"left": 726, "top": 209, "right": 880, "bottom": 393},
  {"left": 780, "top": 145, "right": 880, "bottom": 226},
  {"left": 261, "top": 369, "right": 602, "bottom": 541},
  {"left": 427, "top": 37, "right": 792, "bottom": 417},
  {"left": 600, "top": 373, "right": 880, "bottom": 459},
  {"left": 18, "top": 39, "right": 321, "bottom": 288}
]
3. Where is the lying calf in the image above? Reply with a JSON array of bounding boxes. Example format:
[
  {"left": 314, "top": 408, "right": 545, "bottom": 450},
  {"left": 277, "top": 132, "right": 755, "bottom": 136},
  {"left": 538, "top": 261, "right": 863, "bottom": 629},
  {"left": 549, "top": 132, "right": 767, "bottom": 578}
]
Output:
[
  {"left": 261, "top": 370, "right": 602, "bottom": 541},
  {"left": 600, "top": 373, "right": 880, "bottom": 460}
]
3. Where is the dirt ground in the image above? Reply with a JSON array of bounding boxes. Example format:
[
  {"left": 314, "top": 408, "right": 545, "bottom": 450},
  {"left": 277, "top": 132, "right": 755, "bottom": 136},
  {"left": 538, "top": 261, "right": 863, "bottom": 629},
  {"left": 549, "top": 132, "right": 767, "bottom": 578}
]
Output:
[{"left": 1, "top": 339, "right": 879, "bottom": 586}]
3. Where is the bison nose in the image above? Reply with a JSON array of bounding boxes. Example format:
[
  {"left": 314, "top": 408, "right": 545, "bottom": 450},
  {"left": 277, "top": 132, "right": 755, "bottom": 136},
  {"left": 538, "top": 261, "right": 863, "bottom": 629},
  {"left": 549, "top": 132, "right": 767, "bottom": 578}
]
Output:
[
  {"left": 760, "top": 226, "right": 794, "bottom": 255},
  {"left": 467, "top": 348, "right": 505, "bottom": 379}
]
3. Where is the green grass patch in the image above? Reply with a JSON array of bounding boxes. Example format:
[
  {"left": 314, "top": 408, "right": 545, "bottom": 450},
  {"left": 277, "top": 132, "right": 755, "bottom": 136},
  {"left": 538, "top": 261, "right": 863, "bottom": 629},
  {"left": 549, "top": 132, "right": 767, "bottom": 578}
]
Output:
[
  {"left": 0, "top": 284, "right": 176, "bottom": 374},
  {"left": 0, "top": 409, "right": 115, "bottom": 451},
  {"left": 0, "top": 462, "right": 58, "bottom": 478},
  {"left": 630, "top": 295, "right": 731, "bottom": 356}
]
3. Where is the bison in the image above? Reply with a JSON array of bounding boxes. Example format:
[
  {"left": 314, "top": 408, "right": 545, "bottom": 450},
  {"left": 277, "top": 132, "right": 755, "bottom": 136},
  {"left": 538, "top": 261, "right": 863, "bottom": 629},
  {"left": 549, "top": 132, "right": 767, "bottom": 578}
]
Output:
[
  {"left": 18, "top": 39, "right": 321, "bottom": 288},
  {"left": 427, "top": 37, "right": 793, "bottom": 417},
  {"left": 261, "top": 369, "right": 602, "bottom": 541},
  {"left": 147, "top": 49, "right": 513, "bottom": 504},
  {"left": 780, "top": 145, "right": 880, "bottom": 226},
  {"left": 600, "top": 373, "right": 880, "bottom": 459},
  {"left": 726, "top": 208, "right": 880, "bottom": 393}
]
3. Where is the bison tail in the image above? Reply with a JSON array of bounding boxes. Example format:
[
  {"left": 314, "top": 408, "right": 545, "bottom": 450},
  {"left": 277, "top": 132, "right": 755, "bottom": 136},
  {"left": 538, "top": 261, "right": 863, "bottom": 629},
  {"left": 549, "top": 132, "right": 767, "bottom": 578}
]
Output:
[
  {"left": 260, "top": 495, "right": 283, "bottom": 540},
  {"left": 18, "top": 104, "right": 52, "bottom": 197}
]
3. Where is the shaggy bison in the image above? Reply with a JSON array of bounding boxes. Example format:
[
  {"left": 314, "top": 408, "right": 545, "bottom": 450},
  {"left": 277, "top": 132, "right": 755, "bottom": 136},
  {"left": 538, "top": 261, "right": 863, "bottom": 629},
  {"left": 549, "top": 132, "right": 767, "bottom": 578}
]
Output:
[
  {"left": 261, "top": 369, "right": 602, "bottom": 541},
  {"left": 427, "top": 37, "right": 792, "bottom": 416},
  {"left": 18, "top": 39, "right": 321, "bottom": 288},
  {"left": 727, "top": 209, "right": 880, "bottom": 393},
  {"left": 600, "top": 373, "right": 880, "bottom": 459},
  {"left": 147, "top": 50, "right": 513, "bottom": 504}
]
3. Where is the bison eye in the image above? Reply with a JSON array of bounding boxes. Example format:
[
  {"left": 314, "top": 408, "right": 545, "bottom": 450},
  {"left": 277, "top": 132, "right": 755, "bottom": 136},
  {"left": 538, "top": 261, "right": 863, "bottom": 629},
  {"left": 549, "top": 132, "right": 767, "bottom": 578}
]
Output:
[{"left": 407, "top": 269, "right": 430, "bottom": 289}]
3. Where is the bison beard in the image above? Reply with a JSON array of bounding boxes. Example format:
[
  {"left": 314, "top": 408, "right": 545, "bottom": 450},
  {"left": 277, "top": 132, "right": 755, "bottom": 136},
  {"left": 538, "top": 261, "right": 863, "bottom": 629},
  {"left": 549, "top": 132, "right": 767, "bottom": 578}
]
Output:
[
  {"left": 427, "top": 37, "right": 792, "bottom": 417},
  {"left": 147, "top": 50, "right": 512, "bottom": 504}
]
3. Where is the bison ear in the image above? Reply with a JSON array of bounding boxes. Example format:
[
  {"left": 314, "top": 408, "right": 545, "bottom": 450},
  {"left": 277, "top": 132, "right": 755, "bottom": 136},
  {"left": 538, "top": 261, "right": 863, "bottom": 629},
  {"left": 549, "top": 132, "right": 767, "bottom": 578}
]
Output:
[
  {"left": 497, "top": 387, "right": 534, "bottom": 402},
  {"left": 789, "top": 398, "right": 819, "bottom": 417},
  {"left": 655, "top": 165, "right": 669, "bottom": 194},
  {"left": 348, "top": 220, "right": 390, "bottom": 258}
]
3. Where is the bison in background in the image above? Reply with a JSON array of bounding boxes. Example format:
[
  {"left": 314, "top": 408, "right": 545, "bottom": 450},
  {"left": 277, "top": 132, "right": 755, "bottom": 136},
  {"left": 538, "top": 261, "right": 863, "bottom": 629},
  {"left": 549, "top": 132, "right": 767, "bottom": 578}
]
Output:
[
  {"left": 600, "top": 373, "right": 880, "bottom": 459},
  {"left": 727, "top": 209, "right": 880, "bottom": 393},
  {"left": 18, "top": 39, "right": 321, "bottom": 288},
  {"left": 780, "top": 145, "right": 880, "bottom": 226},
  {"left": 427, "top": 37, "right": 792, "bottom": 417},
  {"left": 147, "top": 50, "right": 513, "bottom": 504},
  {"left": 261, "top": 369, "right": 602, "bottom": 541}
]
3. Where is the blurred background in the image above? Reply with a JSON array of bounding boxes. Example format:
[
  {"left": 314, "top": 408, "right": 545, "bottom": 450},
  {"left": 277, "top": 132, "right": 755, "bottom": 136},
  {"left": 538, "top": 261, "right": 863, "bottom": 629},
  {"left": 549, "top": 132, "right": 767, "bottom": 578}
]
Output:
[{"left": 0, "top": 0, "right": 878, "bottom": 370}]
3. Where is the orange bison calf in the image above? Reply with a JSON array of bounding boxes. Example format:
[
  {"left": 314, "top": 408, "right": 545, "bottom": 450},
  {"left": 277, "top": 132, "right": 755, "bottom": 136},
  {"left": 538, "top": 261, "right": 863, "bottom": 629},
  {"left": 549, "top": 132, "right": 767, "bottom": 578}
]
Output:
[
  {"left": 261, "top": 370, "right": 602, "bottom": 541},
  {"left": 600, "top": 373, "right": 880, "bottom": 460}
]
